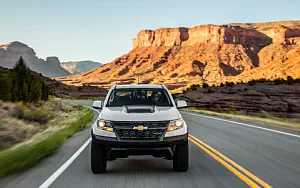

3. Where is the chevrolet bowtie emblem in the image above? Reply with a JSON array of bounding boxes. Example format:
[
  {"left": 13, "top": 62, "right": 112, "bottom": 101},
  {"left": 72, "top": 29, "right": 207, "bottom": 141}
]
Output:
[{"left": 133, "top": 125, "right": 148, "bottom": 131}]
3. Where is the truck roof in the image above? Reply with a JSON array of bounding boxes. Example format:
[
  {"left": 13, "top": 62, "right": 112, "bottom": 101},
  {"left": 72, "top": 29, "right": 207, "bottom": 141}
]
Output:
[{"left": 115, "top": 84, "right": 164, "bottom": 89}]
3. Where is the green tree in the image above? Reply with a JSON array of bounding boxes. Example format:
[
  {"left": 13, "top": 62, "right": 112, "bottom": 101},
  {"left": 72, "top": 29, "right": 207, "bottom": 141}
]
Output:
[
  {"left": 10, "top": 57, "right": 50, "bottom": 102},
  {"left": 202, "top": 83, "right": 209, "bottom": 88},
  {"left": 0, "top": 72, "right": 11, "bottom": 101},
  {"left": 11, "top": 57, "right": 30, "bottom": 101},
  {"left": 287, "top": 76, "right": 294, "bottom": 85}
]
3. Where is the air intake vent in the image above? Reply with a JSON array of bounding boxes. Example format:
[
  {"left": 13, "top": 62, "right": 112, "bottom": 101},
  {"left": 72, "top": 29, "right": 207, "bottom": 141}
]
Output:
[{"left": 125, "top": 106, "right": 155, "bottom": 113}]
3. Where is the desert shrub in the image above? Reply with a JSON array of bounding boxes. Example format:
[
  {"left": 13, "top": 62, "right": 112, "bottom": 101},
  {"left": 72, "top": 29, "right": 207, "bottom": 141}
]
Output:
[
  {"left": 220, "top": 83, "right": 225, "bottom": 87},
  {"left": 215, "top": 105, "right": 222, "bottom": 113},
  {"left": 287, "top": 76, "right": 294, "bottom": 85},
  {"left": 227, "top": 106, "right": 237, "bottom": 114},
  {"left": 248, "top": 80, "right": 256, "bottom": 86},
  {"left": 47, "top": 101, "right": 72, "bottom": 113},
  {"left": 8, "top": 105, "right": 25, "bottom": 119},
  {"left": 202, "top": 83, "right": 209, "bottom": 88},
  {"left": 274, "top": 78, "right": 285, "bottom": 85},
  {"left": 170, "top": 73, "right": 178, "bottom": 78},
  {"left": 23, "top": 108, "right": 54, "bottom": 124},
  {"left": 225, "top": 82, "right": 235, "bottom": 87},
  {"left": 189, "top": 84, "right": 200, "bottom": 91}
]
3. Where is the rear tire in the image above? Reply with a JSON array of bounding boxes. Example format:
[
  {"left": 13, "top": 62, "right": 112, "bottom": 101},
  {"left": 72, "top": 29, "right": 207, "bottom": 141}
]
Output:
[
  {"left": 173, "top": 141, "right": 189, "bottom": 172},
  {"left": 91, "top": 142, "right": 107, "bottom": 173}
]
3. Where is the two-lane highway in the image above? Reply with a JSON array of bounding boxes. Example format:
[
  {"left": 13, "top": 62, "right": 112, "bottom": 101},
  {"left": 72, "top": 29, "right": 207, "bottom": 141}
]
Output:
[{"left": 1, "top": 100, "right": 300, "bottom": 188}]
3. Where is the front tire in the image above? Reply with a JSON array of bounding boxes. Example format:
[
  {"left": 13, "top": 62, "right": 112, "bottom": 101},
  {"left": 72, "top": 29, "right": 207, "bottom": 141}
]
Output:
[
  {"left": 173, "top": 141, "right": 189, "bottom": 172},
  {"left": 91, "top": 142, "right": 107, "bottom": 173}
]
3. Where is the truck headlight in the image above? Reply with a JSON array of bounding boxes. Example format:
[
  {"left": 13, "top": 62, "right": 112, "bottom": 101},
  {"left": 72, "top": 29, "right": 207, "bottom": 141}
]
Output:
[
  {"left": 97, "top": 119, "right": 114, "bottom": 132},
  {"left": 167, "top": 118, "right": 184, "bottom": 131}
]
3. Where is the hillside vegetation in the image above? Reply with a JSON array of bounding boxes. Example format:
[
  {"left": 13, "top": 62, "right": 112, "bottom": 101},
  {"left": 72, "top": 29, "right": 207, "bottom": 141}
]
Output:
[{"left": 0, "top": 57, "right": 50, "bottom": 102}]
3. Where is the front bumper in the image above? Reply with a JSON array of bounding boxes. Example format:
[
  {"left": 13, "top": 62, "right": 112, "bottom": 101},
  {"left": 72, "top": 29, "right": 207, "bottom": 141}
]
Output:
[{"left": 91, "top": 132, "right": 188, "bottom": 160}]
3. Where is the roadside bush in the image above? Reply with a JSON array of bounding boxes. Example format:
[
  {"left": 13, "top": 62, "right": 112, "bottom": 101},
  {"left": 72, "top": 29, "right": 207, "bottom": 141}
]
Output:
[
  {"left": 8, "top": 105, "right": 24, "bottom": 119},
  {"left": 47, "top": 101, "right": 73, "bottom": 113},
  {"left": 225, "top": 82, "right": 235, "bottom": 87},
  {"left": 274, "top": 78, "right": 285, "bottom": 85},
  {"left": 190, "top": 84, "right": 200, "bottom": 91},
  {"left": 215, "top": 105, "right": 222, "bottom": 113},
  {"left": 287, "top": 76, "right": 294, "bottom": 85},
  {"left": 23, "top": 108, "right": 55, "bottom": 124},
  {"left": 248, "top": 80, "right": 256, "bottom": 86},
  {"left": 227, "top": 106, "right": 237, "bottom": 114},
  {"left": 202, "top": 83, "right": 209, "bottom": 88},
  {"left": 170, "top": 73, "right": 178, "bottom": 78}
]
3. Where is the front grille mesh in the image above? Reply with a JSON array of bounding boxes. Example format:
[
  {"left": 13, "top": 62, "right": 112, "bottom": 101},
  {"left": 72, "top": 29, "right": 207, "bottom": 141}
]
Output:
[{"left": 112, "top": 121, "right": 168, "bottom": 140}]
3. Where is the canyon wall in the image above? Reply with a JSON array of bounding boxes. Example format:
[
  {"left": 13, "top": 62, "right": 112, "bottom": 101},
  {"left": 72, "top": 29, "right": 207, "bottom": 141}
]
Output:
[{"left": 57, "top": 21, "right": 300, "bottom": 92}]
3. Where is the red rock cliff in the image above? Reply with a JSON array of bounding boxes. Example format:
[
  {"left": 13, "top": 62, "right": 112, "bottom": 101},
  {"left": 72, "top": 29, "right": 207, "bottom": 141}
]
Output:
[
  {"left": 57, "top": 21, "right": 300, "bottom": 92},
  {"left": 133, "top": 25, "right": 273, "bottom": 48}
]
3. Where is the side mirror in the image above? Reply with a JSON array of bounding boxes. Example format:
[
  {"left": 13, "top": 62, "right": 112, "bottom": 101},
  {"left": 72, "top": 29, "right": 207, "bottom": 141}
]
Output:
[
  {"left": 92, "top": 101, "right": 103, "bottom": 109},
  {"left": 176, "top": 100, "right": 187, "bottom": 108}
]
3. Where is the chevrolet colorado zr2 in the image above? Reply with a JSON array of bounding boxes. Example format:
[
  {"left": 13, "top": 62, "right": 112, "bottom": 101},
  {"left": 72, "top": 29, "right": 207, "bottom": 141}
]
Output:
[{"left": 91, "top": 84, "right": 189, "bottom": 173}]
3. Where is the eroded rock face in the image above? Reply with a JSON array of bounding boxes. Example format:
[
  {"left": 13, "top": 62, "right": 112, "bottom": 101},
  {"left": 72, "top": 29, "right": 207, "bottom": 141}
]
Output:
[
  {"left": 133, "top": 27, "right": 189, "bottom": 48},
  {"left": 57, "top": 21, "right": 300, "bottom": 92},
  {"left": 133, "top": 25, "right": 273, "bottom": 48},
  {"left": 0, "top": 42, "right": 70, "bottom": 77}
]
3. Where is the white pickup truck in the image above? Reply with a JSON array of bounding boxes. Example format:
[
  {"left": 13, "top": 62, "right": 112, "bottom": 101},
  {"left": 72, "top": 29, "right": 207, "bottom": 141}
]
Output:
[{"left": 91, "top": 84, "right": 189, "bottom": 173}]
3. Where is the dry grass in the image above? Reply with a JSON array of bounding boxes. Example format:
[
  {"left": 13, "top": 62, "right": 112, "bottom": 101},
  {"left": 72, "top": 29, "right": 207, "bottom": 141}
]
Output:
[
  {"left": 0, "top": 107, "right": 93, "bottom": 177},
  {"left": 183, "top": 107, "right": 300, "bottom": 132},
  {"left": 0, "top": 100, "right": 87, "bottom": 151}
]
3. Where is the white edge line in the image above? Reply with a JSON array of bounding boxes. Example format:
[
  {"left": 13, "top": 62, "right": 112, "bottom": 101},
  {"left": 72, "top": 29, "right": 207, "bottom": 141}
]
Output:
[
  {"left": 181, "top": 111, "right": 300, "bottom": 138},
  {"left": 39, "top": 138, "right": 92, "bottom": 188},
  {"left": 39, "top": 105, "right": 100, "bottom": 188}
]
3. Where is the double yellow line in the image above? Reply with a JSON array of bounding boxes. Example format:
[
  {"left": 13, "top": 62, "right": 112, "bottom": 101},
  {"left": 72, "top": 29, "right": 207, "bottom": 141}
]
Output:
[{"left": 188, "top": 134, "right": 271, "bottom": 188}]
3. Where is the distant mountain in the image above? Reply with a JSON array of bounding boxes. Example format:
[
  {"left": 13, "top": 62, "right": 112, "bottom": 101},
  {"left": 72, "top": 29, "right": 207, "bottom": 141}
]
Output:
[
  {"left": 0, "top": 41, "right": 70, "bottom": 78},
  {"left": 56, "top": 20, "right": 300, "bottom": 92},
  {"left": 61, "top": 60, "right": 102, "bottom": 74}
]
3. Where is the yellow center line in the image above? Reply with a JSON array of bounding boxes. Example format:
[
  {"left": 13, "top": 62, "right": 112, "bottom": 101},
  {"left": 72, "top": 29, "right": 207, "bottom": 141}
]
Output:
[
  {"left": 189, "top": 134, "right": 271, "bottom": 188},
  {"left": 188, "top": 137, "right": 260, "bottom": 188}
]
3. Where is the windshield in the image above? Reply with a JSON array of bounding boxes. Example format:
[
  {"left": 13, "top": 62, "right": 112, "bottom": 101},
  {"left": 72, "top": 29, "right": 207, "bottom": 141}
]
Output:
[{"left": 106, "top": 88, "right": 173, "bottom": 107}]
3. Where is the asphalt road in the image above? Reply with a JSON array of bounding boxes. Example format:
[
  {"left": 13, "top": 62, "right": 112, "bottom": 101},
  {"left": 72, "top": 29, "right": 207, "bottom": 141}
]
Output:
[{"left": 1, "top": 100, "right": 300, "bottom": 188}]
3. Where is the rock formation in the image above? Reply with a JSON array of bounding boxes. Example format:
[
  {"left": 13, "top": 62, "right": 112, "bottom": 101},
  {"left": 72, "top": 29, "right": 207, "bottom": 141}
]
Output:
[
  {"left": 61, "top": 60, "right": 102, "bottom": 74},
  {"left": 0, "top": 42, "right": 70, "bottom": 77},
  {"left": 57, "top": 21, "right": 300, "bottom": 92}
]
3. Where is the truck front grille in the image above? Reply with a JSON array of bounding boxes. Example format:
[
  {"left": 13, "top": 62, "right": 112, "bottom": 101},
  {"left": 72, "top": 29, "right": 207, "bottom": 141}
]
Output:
[{"left": 112, "top": 121, "right": 168, "bottom": 140}]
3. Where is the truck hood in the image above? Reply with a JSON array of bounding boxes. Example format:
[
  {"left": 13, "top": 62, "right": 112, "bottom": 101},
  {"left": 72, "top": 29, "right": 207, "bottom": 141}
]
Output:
[{"left": 99, "top": 106, "right": 181, "bottom": 121}]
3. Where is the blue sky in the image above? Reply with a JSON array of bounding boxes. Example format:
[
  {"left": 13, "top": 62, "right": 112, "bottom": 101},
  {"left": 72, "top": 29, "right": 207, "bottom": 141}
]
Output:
[{"left": 0, "top": 0, "right": 299, "bottom": 63}]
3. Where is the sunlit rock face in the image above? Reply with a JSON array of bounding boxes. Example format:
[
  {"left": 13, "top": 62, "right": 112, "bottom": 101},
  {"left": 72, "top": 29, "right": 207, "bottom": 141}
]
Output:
[{"left": 57, "top": 21, "right": 300, "bottom": 92}]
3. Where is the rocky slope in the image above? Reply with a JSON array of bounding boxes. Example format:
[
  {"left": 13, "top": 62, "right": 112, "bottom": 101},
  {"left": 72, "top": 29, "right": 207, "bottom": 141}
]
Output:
[
  {"left": 61, "top": 60, "right": 102, "bottom": 74},
  {"left": 57, "top": 21, "right": 300, "bottom": 92},
  {"left": 0, "top": 42, "right": 70, "bottom": 77},
  {"left": 178, "top": 83, "right": 300, "bottom": 117}
]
